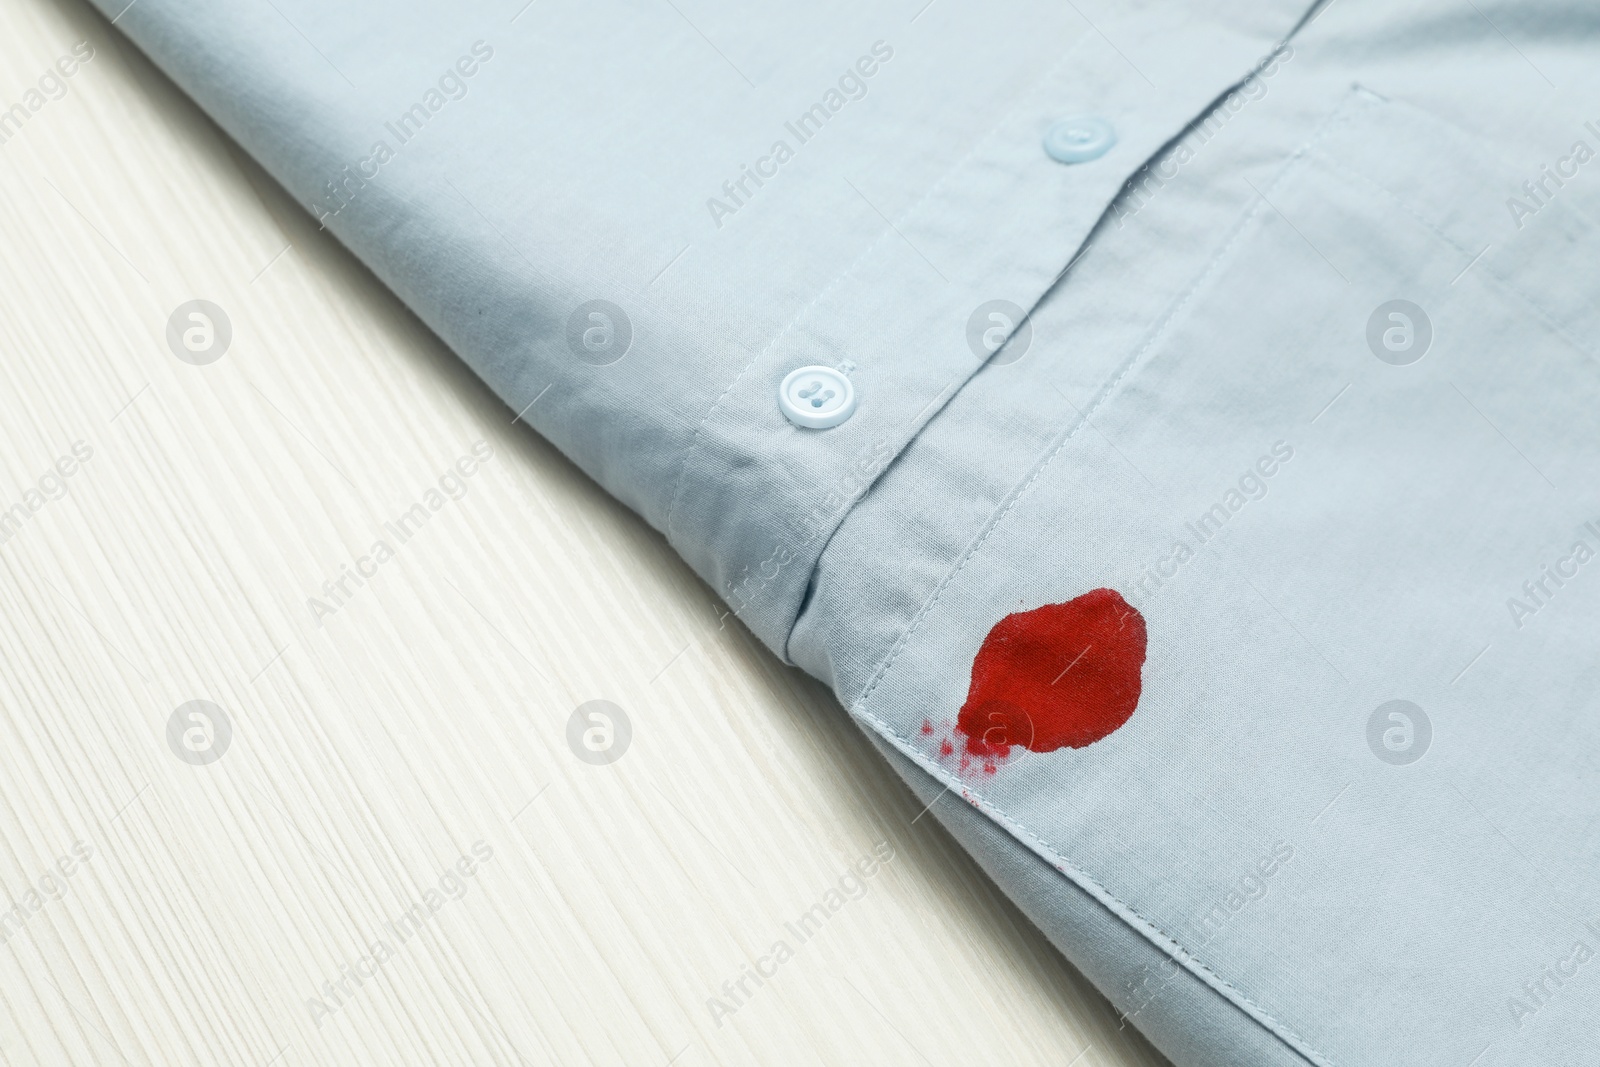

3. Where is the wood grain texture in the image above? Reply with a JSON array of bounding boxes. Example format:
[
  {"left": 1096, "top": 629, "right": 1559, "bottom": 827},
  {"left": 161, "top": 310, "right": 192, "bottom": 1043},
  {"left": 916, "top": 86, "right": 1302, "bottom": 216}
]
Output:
[{"left": 0, "top": 1, "right": 1168, "bottom": 1063}]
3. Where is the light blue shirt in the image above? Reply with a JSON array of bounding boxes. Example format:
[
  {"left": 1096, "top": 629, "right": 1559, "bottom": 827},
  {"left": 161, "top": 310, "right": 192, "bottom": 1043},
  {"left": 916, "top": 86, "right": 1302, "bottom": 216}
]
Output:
[{"left": 95, "top": 0, "right": 1600, "bottom": 1062}]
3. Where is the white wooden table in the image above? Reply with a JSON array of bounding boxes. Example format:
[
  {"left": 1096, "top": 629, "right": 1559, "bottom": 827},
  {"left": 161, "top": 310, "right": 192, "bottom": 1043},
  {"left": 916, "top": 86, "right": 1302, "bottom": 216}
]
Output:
[{"left": 0, "top": 1, "right": 1167, "bottom": 1063}]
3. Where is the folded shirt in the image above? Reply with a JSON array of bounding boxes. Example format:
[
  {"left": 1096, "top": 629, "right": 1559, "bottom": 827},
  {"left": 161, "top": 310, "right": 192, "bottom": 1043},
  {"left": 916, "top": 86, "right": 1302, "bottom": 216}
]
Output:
[{"left": 95, "top": 0, "right": 1600, "bottom": 1062}]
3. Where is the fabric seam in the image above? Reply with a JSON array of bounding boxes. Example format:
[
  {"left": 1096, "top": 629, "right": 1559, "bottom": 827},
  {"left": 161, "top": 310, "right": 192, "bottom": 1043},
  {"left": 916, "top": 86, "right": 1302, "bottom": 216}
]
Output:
[{"left": 856, "top": 703, "right": 1328, "bottom": 1067}]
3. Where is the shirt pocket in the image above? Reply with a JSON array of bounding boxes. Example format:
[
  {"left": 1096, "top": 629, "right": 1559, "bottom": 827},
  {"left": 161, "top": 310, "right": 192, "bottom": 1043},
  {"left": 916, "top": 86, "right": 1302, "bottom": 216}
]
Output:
[{"left": 1078, "top": 83, "right": 1600, "bottom": 531}]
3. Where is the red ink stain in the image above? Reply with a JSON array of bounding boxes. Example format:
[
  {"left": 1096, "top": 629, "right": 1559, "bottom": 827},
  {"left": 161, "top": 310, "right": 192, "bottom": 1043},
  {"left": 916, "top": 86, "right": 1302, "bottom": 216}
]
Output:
[{"left": 957, "top": 588, "right": 1147, "bottom": 757}]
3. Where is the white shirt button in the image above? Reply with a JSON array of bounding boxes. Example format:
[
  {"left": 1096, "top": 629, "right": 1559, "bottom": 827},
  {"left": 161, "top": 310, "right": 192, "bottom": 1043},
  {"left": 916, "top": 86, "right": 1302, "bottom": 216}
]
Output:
[
  {"left": 1043, "top": 117, "right": 1116, "bottom": 163},
  {"left": 778, "top": 365, "right": 856, "bottom": 429}
]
